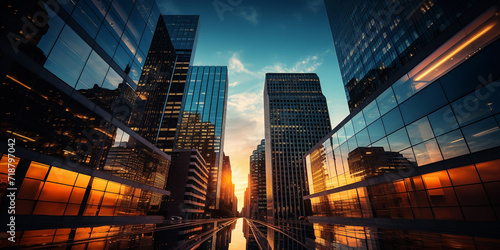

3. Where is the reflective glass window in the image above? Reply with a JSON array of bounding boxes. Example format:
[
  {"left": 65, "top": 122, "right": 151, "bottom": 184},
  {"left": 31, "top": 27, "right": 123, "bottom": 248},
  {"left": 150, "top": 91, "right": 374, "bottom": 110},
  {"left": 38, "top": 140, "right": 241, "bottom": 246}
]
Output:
[
  {"left": 113, "top": 44, "right": 133, "bottom": 71},
  {"left": 38, "top": 182, "right": 72, "bottom": 202},
  {"left": 412, "top": 139, "right": 443, "bottom": 166},
  {"left": 475, "top": 159, "right": 500, "bottom": 182},
  {"left": 87, "top": 0, "right": 109, "bottom": 20},
  {"left": 25, "top": 162, "right": 49, "bottom": 180},
  {"left": 352, "top": 112, "right": 366, "bottom": 133},
  {"left": 454, "top": 184, "right": 489, "bottom": 206},
  {"left": 57, "top": 0, "right": 77, "bottom": 13},
  {"left": 337, "top": 127, "right": 346, "bottom": 144},
  {"left": 347, "top": 136, "right": 357, "bottom": 152},
  {"left": 461, "top": 117, "right": 500, "bottom": 153},
  {"left": 96, "top": 25, "right": 119, "bottom": 57},
  {"left": 447, "top": 165, "right": 481, "bottom": 186},
  {"left": 436, "top": 130, "right": 469, "bottom": 160},
  {"left": 46, "top": 167, "right": 78, "bottom": 186},
  {"left": 406, "top": 117, "right": 434, "bottom": 145},
  {"left": 428, "top": 105, "right": 459, "bottom": 136},
  {"left": 363, "top": 100, "right": 380, "bottom": 125},
  {"left": 355, "top": 128, "right": 370, "bottom": 147},
  {"left": 18, "top": 179, "right": 43, "bottom": 200},
  {"left": 33, "top": 202, "right": 66, "bottom": 216},
  {"left": 367, "top": 119, "right": 385, "bottom": 142},
  {"left": 104, "top": 9, "right": 125, "bottom": 40},
  {"left": 387, "top": 128, "right": 411, "bottom": 152},
  {"left": 344, "top": 121, "right": 354, "bottom": 139},
  {"left": 371, "top": 137, "right": 390, "bottom": 151},
  {"left": 126, "top": 6, "right": 147, "bottom": 44},
  {"left": 139, "top": 28, "right": 154, "bottom": 54},
  {"left": 44, "top": 26, "right": 92, "bottom": 87},
  {"left": 400, "top": 147, "right": 416, "bottom": 165},
  {"left": 73, "top": 1, "right": 102, "bottom": 38},
  {"left": 399, "top": 83, "right": 447, "bottom": 124},
  {"left": 76, "top": 51, "right": 109, "bottom": 90},
  {"left": 128, "top": 62, "right": 141, "bottom": 84},
  {"left": 376, "top": 88, "right": 397, "bottom": 115},
  {"left": 36, "top": 4, "right": 65, "bottom": 57},
  {"left": 451, "top": 92, "right": 494, "bottom": 126},
  {"left": 111, "top": 0, "right": 134, "bottom": 25},
  {"left": 382, "top": 107, "right": 404, "bottom": 134}
]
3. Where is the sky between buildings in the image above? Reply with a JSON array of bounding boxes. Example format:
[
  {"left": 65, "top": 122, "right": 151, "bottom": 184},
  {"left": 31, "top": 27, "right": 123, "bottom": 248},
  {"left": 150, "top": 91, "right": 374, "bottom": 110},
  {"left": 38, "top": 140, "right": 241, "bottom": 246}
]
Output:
[{"left": 158, "top": 0, "right": 350, "bottom": 211}]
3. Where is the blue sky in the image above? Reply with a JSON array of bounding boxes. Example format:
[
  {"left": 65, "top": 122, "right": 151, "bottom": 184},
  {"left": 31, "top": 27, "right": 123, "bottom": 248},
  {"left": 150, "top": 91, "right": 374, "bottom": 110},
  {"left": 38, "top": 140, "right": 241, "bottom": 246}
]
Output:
[{"left": 158, "top": 0, "right": 350, "bottom": 210}]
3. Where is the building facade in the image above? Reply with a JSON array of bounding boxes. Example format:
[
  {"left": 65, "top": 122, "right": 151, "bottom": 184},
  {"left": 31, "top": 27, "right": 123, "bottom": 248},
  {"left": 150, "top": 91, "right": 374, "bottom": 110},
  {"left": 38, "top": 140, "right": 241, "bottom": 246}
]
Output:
[
  {"left": 156, "top": 15, "right": 200, "bottom": 152},
  {"left": 264, "top": 73, "right": 332, "bottom": 221},
  {"left": 219, "top": 154, "right": 237, "bottom": 217},
  {"left": 0, "top": 0, "right": 175, "bottom": 247},
  {"left": 176, "top": 66, "right": 228, "bottom": 210},
  {"left": 166, "top": 149, "right": 208, "bottom": 219},
  {"left": 325, "top": 0, "right": 496, "bottom": 112},
  {"left": 305, "top": 0, "right": 500, "bottom": 246},
  {"left": 249, "top": 139, "right": 266, "bottom": 220}
]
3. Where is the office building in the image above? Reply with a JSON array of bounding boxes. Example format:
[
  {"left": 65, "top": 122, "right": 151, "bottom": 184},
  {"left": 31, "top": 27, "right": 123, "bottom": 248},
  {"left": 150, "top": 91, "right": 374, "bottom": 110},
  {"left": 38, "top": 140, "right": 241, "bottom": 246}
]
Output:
[
  {"left": 176, "top": 66, "right": 228, "bottom": 210},
  {"left": 0, "top": 0, "right": 174, "bottom": 248},
  {"left": 264, "top": 73, "right": 332, "bottom": 221},
  {"left": 325, "top": 0, "right": 498, "bottom": 112},
  {"left": 156, "top": 15, "right": 200, "bottom": 152},
  {"left": 249, "top": 139, "right": 266, "bottom": 220},
  {"left": 166, "top": 149, "right": 208, "bottom": 219},
  {"left": 219, "top": 154, "right": 237, "bottom": 217},
  {"left": 304, "top": 0, "right": 500, "bottom": 247}
]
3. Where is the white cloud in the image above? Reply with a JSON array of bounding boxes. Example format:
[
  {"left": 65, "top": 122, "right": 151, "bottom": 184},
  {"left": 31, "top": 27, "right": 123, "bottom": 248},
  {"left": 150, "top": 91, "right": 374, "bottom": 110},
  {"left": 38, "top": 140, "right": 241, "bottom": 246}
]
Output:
[
  {"left": 261, "top": 50, "right": 330, "bottom": 74},
  {"left": 238, "top": 7, "right": 259, "bottom": 25},
  {"left": 228, "top": 92, "right": 260, "bottom": 112},
  {"left": 229, "top": 81, "right": 240, "bottom": 87},
  {"left": 307, "top": 0, "right": 323, "bottom": 13}
]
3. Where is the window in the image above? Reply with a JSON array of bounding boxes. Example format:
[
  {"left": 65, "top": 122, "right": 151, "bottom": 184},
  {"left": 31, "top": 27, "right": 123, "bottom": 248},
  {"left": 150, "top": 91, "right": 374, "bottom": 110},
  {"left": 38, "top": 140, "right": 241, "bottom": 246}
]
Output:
[
  {"left": 355, "top": 128, "right": 370, "bottom": 147},
  {"left": 387, "top": 128, "right": 411, "bottom": 152},
  {"left": 406, "top": 117, "right": 434, "bottom": 145},
  {"left": 363, "top": 100, "right": 380, "bottom": 125},
  {"left": 44, "top": 26, "right": 92, "bottom": 87},
  {"left": 376, "top": 88, "right": 397, "bottom": 115},
  {"left": 399, "top": 83, "right": 447, "bottom": 124},
  {"left": 428, "top": 105, "right": 459, "bottom": 136},
  {"left": 461, "top": 117, "right": 500, "bottom": 153},
  {"left": 436, "top": 130, "right": 469, "bottom": 160},
  {"left": 451, "top": 92, "right": 494, "bottom": 126},
  {"left": 382, "top": 107, "right": 404, "bottom": 134},
  {"left": 352, "top": 112, "right": 366, "bottom": 133},
  {"left": 76, "top": 51, "right": 109, "bottom": 90},
  {"left": 368, "top": 119, "right": 385, "bottom": 142},
  {"left": 412, "top": 139, "right": 443, "bottom": 166}
]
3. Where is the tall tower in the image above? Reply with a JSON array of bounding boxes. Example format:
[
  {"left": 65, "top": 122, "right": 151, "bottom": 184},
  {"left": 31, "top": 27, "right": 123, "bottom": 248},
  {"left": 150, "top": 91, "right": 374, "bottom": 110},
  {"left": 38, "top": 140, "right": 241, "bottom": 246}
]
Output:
[
  {"left": 175, "top": 66, "right": 228, "bottom": 210},
  {"left": 264, "top": 73, "right": 332, "bottom": 220},
  {"left": 156, "top": 15, "right": 200, "bottom": 152}
]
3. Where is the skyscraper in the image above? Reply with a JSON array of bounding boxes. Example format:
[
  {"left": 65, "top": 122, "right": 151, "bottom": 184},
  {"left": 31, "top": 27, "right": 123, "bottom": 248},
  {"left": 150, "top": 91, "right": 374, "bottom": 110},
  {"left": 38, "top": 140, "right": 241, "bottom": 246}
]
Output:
[
  {"left": 325, "top": 0, "right": 496, "bottom": 112},
  {"left": 304, "top": 0, "right": 500, "bottom": 247},
  {"left": 176, "top": 66, "right": 228, "bottom": 210},
  {"left": 156, "top": 15, "right": 200, "bottom": 152},
  {"left": 264, "top": 73, "right": 332, "bottom": 221},
  {"left": 0, "top": 0, "right": 175, "bottom": 247},
  {"left": 249, "top": 139, "right": 266, "bottom": 220}
]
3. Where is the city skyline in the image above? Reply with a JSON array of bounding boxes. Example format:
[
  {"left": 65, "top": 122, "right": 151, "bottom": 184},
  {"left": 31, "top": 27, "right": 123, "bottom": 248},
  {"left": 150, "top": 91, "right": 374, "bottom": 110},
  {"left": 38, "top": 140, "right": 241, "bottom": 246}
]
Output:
[
  {"left": 157, "top": 0, "right": 350, "bottom": 211},
  {"left": 2, "top": 0, "right": 500, "bottom": 248}
]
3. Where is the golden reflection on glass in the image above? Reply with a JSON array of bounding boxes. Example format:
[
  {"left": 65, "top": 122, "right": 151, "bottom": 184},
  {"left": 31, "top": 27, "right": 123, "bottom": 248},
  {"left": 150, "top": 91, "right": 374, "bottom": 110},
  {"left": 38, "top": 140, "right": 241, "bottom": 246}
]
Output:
[
  {"left": 25, "top": 162, "right": 49, "bottom": 180},
  {"left": 46, "top": 167, "right": 78, "bottom": 186}
]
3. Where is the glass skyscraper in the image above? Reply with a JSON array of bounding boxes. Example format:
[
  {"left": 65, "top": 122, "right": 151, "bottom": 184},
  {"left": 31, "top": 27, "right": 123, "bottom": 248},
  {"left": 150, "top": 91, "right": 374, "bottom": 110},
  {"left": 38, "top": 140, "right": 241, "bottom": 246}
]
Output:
[
  {"left": 156, "top": 15, "right": 200, "bottom": 153},
  {"left": 0, "top": 0, "right": 176, "bottom": 248},
  {"left": 176, "top": 66, "right": 228, "bottom": 210},
  {"left": 325, "top": 0, "right": 494, "bottom": 112},
  {"left": 304, "top": 0, "right": 500, "bottom": 247},
  {"left": 264, "top": 73, "right": 332, "bottom": 221}
]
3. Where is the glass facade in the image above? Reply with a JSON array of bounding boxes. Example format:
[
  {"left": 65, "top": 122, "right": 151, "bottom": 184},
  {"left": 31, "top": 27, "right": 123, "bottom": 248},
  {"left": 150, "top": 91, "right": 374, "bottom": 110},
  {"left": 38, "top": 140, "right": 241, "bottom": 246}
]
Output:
[
  {"left": 264, "top": 73, "right": 332, "bottom": 222},
  {"left": 0, "top": 0, "right": 174, "bottom": 242},
  {"left": 176, "top": 66, "right": 228, "bottom": 210},
  {"left": 324, "top": 0, "right": 495, "bottom": 111},
  {"left": 305, "top": 6, "right": 500, "bottom": 239},
  {"left": 155, "top": 15, "right": 200, "bottom": 152}
]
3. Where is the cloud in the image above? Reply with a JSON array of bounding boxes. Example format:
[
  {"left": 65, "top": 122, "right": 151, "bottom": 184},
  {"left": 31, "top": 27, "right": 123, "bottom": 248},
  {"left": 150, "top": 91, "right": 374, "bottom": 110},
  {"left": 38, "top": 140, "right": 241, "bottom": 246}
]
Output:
[
  {"left": 238, "top": 7, "right": 259, "bottom": 25},
  {"left": 229, "top": 81, "right": 240, "bottom": 87},
  {"left": 228, "top": 92, "right": 260, "bottom": 112},
  {"left": 261, "top": 50, "right": 330, "bottom": 73},
  {"left": 307, "top": 0, "right": 323, "bottom": 13},
  {"left": 228, "top": 52, "right": 260, "bottom": 77}
]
